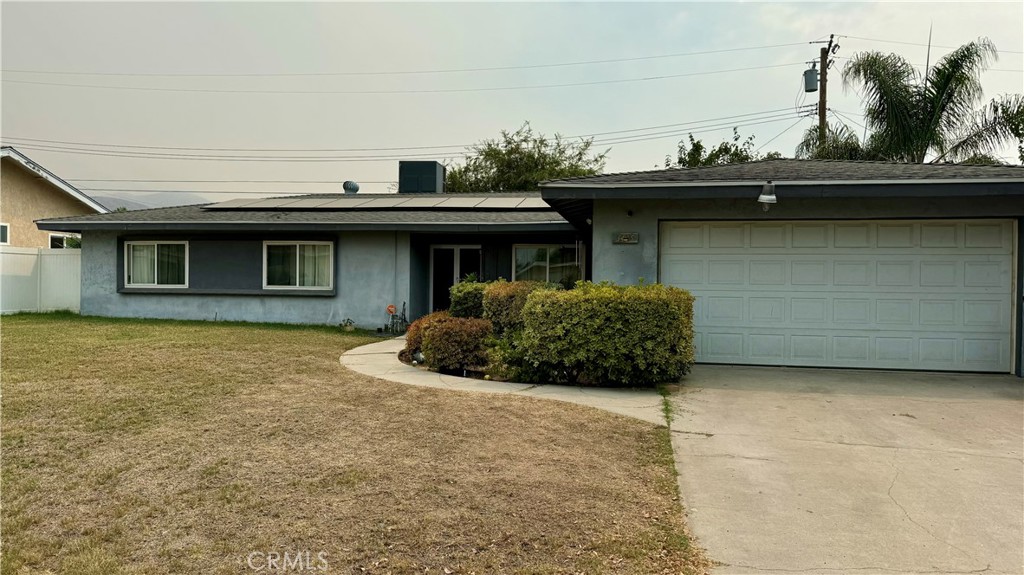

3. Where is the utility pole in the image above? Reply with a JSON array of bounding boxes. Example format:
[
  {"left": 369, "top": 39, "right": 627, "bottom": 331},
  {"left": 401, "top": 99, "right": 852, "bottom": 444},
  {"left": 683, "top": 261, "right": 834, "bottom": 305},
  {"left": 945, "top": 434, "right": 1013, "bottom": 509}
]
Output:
[{"left": 818, "top": 34, "right": 834, "bottom": 143}]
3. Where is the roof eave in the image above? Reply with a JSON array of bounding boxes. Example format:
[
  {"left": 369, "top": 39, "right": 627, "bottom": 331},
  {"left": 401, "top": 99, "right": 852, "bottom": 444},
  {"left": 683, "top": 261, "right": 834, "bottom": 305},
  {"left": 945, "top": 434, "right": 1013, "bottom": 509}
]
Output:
[
  {"left": 541, "top": 180, "right": 1024, "bottom": 200},
  {"left": 35, "top": 221, "right": 577, "bottom": 234},
  {"left": 1, "top": 147, "right": 110, "bottom": 214}
]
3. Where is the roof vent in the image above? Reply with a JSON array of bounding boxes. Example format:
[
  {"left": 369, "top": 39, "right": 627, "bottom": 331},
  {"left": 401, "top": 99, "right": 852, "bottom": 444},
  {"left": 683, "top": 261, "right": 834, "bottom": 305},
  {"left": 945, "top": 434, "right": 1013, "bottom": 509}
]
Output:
[
  {"left": 342, "top": 181, "right": 360, "bottom": 194},
  {"left": 398, "top": 161, "right": 445, "bottom": 194}
]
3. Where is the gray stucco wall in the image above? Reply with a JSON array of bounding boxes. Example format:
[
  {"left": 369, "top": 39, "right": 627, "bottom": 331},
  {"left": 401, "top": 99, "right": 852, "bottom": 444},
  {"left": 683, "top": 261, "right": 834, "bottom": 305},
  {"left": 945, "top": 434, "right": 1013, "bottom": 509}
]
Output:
[
  {"left": 591, "top": 196, "right": 1024, "bottom": 285},
  {"left": 81, "top": 230, "right": 410, "bottom": 327}
]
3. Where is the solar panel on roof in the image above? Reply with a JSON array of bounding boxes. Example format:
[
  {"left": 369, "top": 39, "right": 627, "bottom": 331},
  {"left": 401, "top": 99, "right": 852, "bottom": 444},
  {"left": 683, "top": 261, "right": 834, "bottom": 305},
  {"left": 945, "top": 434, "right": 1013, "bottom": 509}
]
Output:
[
  {"left": 358, "top": 197, "right": 411, "bottom": 208},
  {"left": 397, "top": 197, "right": 447, "bottom": 208},
  {"left": 238, "top": 197, "right": 310, "bottom": 208},
  {"left": 515, "top": 197, "right": 551, "bottom": 209},
  {"left": 279, "top": 197, "right": 347, "bottom": 208},
  {"left": 207, "top": 198, "right": 254, "bottom": 209},
  {"left": 435, "top": 197, "right": 485, "bottom": 208},
  {"left": 476, "top": 197, "right": 523, "bottom": 209}
]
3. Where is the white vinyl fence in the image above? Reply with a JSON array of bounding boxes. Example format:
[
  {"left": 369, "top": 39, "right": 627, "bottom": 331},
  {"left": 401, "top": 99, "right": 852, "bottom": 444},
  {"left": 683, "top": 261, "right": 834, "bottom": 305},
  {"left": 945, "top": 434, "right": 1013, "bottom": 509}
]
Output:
[{"left": 0, "top": 247, "right": 81, "bottom": 313}]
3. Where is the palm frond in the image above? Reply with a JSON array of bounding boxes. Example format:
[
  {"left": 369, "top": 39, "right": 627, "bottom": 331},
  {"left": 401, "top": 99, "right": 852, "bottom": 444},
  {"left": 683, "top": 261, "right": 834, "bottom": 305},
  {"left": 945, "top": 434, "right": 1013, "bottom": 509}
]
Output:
[
  {"left": 935, "top": 93, "right": 1024, "bottom": 162},
  {"left": 795, "top": 121, "right": 870, "bottom": 160},
  {"left": 923, "top": 38, "right": 999, "bottom": 161},
  {"left": 842, "top": 52, "right": 919, "bottom": 161}
]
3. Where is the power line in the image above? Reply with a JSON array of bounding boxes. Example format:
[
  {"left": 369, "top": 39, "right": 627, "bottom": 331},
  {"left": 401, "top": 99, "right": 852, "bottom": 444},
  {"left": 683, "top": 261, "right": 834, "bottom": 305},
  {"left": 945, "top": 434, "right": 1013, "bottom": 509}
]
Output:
[
  {"left": 67, "top": 178, "right": 388, "bottom": 184},
  {"left": 1, "top": 42, "right": 808, "bottom": 78},
  {"left": 755, "top": 117, "right": 810, "bottom": 153},
  {"left": 2, "top": 106, "right": 813, "bottom": 154},
  {"left": 833, "top": 55, "right": 1022, "bottom": 72},
  {"left": 838, "top": 34, "right": 1024, "bottom": 55},
  {"left": 1, "top": 62, "right": 804, "bottom": 95},
  {"left": 81, "top": 188, "right": 342, "bottom": 195},
  {"left": 3, "top": 111, "right": 810, "bottom": 162},
  {"left": 829, "top": 108, "right": 868, "bottom": 131}
]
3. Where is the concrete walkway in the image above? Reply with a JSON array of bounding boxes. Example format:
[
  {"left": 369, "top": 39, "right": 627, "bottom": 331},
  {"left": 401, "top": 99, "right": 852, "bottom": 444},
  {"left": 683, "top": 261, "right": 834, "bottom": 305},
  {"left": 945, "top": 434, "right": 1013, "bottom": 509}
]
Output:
[{"left": 339, "top": 337, "right": 665, "bottom": 425}]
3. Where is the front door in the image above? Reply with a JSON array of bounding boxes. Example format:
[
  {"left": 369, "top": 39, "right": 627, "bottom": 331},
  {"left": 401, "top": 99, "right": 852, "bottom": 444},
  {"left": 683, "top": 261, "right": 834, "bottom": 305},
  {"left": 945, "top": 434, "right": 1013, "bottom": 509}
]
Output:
[{"left": 430, "top": 245, "right": 481, "bottom": 312}]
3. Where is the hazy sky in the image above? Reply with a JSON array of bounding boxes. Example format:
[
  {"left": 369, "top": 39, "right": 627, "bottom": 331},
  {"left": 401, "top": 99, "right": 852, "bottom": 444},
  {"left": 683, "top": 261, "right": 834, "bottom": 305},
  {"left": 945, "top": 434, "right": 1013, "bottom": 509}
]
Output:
[{"left": 2, "top": 2, "right": 1022, "bottom": 206}]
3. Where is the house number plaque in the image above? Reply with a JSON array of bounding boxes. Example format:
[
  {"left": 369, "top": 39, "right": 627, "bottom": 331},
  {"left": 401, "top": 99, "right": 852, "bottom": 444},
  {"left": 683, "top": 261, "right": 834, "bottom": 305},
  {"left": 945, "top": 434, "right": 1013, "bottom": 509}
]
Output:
[{"left": 613, "top": 232, "right": 639, "bottom": 244}]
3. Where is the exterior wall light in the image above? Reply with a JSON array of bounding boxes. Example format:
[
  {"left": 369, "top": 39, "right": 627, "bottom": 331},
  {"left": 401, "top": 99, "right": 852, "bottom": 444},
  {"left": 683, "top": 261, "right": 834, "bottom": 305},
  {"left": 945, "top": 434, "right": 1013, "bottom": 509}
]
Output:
[{"left": 758, "top": 181, "right": 777, "bottom": 212}]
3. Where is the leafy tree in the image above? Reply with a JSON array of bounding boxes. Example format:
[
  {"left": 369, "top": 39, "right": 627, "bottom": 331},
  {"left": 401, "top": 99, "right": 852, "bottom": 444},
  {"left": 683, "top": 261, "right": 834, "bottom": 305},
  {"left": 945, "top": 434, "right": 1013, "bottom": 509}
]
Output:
[
  {"left": 802, "top": 38, "right": 1024, "bottom": 163},
  {"left": 445, "top": 122, "right": 607, "bottom": 193},
  {"left": 113, "top": 206, "right": 128, "bottom": 212},
  {"left": 666, "top": 129, "right": 782, "bottom": 168}
]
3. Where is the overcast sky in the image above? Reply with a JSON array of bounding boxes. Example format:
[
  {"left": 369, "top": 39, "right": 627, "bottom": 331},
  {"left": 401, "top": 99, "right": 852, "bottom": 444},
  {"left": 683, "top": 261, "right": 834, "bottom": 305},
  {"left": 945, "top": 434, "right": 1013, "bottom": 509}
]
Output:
[{"left": 2, "top": 2, "right": 1022, "bottom": 207}]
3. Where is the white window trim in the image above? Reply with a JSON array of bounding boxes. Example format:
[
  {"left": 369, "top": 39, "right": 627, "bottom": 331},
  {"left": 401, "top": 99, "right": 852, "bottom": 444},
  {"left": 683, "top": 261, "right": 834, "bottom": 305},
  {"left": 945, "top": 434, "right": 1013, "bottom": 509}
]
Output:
[
  {"left": 0, "top": 223, "right": 9, "bottom": 245},
  {"left": 262, "top": 241, "right": 334, "bottom": 290},
  {"left": 48, "top": 232, "right": 80, "bottom": 249},
  {"left": 428, "top": 244, "right": 482, "bottom": 312},
  {"left": 511, "top": 243, "right": 584, "bottom": 282},
  {"left": 124, "top": 241, "right": 189, "bottom": 288}
]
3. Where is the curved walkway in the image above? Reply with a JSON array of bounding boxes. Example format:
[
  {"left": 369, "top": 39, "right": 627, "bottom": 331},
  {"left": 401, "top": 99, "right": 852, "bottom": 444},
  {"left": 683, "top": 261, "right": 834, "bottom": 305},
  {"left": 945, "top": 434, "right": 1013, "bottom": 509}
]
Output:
[{"left": 340, "top": 337, "right": 665, "bottom": 425}]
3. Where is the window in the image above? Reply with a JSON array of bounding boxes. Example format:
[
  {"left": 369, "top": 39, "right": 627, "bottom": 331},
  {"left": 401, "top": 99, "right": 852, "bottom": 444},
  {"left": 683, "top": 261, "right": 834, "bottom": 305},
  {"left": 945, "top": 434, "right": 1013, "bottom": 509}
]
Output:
[
  {"left": 0, "top": 223, "right": 9, "bottom": 245},
  {"left": 125, "top": 241, "right": 188, "bottom": 287},
  {"left": 263, "top": 241, "right": 333, "bottom": 289},
  {"left": 49, "top": 233, "right": 81, "bottom": 249},
  {"left": 513, "top": 244, "right": 583, "bottom": 285}
]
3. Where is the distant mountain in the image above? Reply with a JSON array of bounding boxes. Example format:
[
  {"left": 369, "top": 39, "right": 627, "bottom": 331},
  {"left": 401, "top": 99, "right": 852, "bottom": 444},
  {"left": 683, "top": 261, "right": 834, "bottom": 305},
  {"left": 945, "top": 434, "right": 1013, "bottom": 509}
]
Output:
[{"left": 91, "top": 192, "right": 214, "bottom": 211}]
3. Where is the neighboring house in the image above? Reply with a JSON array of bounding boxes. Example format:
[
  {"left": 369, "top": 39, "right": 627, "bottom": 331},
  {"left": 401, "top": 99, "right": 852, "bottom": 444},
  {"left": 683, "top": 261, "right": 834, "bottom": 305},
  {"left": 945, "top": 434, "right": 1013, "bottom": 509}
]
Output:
[
  {"left": 1, "top": 146, "right": 109, "bottom": 247},
  {"left": 37, "top": 159, "right": 1024, "bottom": 376}
]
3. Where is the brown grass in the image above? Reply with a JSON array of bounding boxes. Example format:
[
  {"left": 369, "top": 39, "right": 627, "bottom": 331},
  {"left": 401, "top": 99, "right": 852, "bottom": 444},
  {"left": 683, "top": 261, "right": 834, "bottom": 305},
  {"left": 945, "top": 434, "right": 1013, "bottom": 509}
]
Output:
[{"left": 1, "top": 313, "right": 709, "bottom": 574}]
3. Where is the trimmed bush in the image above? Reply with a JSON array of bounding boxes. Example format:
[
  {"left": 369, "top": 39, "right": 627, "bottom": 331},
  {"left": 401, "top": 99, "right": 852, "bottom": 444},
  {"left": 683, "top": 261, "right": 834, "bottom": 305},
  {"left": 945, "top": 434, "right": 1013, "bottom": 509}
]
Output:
[
  {"left": 517, "top": 282, "right": 695, "bottom": 386},
  {"left": 449, "top": 281, "right": 486, "bottom": 318},
  {"left": 401, "top": 311, "right": 449, "bottom": 362},
  {"left": 421, "top": 317, "right": 493, "bottom": 372},
  {"left": 482, "top": 280, "right": 555, "bottom": 335}
]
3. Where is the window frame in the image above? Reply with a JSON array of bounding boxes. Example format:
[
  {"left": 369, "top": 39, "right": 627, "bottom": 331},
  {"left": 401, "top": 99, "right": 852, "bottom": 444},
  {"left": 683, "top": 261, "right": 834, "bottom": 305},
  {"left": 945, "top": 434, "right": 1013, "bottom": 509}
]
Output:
[
  {"left": 123, "top": 240, "right": 189, "bottom": 288},
  {"left": 511, "top": 243, "right": 584, "bottom": 283},
  {"left": 49, "top": 233, "right": 81, "bottom": 249},
  {"left": 0, "top": 223, "right": 9, "bottom": 245},
  {"left": 262, "top": 240, "right": 334, "bottom": 291}
]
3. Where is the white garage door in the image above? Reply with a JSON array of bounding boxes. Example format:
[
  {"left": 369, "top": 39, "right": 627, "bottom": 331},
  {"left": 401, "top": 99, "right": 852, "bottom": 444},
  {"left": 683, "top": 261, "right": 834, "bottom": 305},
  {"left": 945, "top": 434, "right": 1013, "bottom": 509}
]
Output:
[{"left": 659, "top": 220, "right": 1015, "bottom": 372}]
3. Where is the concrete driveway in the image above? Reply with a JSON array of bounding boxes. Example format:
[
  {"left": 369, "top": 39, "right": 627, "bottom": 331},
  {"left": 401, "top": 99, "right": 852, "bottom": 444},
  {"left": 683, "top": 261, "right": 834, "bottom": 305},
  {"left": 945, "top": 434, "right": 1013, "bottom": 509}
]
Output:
[{"left": 671, "top": 366, "right": 1023, "bottom": 574}]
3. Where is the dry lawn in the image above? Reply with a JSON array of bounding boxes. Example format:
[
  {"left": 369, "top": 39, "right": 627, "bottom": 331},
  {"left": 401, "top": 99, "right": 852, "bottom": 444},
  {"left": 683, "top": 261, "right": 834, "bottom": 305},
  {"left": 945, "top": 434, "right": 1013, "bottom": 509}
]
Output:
[{"left": 1, "top": 313, "right": 708, "bottom": 575}]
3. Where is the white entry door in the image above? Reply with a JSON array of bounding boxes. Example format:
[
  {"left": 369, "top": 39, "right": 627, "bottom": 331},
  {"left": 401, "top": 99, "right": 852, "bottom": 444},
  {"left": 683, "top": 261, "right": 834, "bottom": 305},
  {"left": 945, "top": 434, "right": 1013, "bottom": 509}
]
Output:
[{"left": 659, "top": 220, "right": 1015, "bottom": 372}]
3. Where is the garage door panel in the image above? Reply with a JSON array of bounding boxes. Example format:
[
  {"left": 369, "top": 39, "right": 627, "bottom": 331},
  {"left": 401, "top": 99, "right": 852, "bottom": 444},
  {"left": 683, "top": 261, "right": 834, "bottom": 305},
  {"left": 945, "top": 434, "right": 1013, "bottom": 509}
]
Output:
[{"left": 660, "top": 220, "right": 1013, "bottom": 373}]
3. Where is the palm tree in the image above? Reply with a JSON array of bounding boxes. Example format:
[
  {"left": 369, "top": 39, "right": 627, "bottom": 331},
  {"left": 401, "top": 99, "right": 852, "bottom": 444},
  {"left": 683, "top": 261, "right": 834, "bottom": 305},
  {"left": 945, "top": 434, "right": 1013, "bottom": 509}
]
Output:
[
  {"left": 795, "top": 122, "right": 874, "bottom": 160},
  {"left": 799, "top": 38, "right": 1024, "bottom": 163}
]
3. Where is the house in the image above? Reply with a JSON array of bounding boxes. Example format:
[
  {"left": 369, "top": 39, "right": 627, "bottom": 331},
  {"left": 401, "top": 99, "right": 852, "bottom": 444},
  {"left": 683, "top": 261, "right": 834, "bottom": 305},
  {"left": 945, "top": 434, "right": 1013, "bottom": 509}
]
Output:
[
  {"left": 541, "top": 159, "right": 1024, "bottom": 375},
  {"left": 36, "top": 162, "right": 584, "bottom": 327},
  {"left": 37, "top": 159, "right": 1024, "bottom": 376},
  {"left": 1, "top": 146, "right": 109, "bottom": 247}
]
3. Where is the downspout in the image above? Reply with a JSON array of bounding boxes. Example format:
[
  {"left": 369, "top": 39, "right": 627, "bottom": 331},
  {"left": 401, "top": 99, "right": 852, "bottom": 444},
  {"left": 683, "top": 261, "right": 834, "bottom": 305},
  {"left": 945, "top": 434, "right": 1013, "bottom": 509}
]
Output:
[{"left": 1016, "top": 218, "right": 1023, "bottom": 377}]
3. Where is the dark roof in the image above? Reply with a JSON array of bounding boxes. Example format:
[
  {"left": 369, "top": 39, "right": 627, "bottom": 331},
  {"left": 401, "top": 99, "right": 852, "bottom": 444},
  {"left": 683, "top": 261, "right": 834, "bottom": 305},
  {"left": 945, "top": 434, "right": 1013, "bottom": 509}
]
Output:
[
  {"left": 543, "top": 158, "right": 1024, "bottom": 187},
  {"left": 35, "top": 192, "right": 574, "bottom": 233}
]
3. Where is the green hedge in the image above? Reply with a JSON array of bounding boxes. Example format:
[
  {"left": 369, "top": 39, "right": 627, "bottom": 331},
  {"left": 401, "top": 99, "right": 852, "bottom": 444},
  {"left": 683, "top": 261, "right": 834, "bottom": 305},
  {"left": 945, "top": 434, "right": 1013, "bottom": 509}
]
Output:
[
  {"left": 421, "top": 317, "right": 493, "bottom": 372},
  {"left": 482, "top": 280, "right": 555, "bottom": 335},
  {"left": 517, "top": 282, "right": 695, "bottom": 386},
  {"left": 449, "top": 281, "right": 486, "bottom": 318}
]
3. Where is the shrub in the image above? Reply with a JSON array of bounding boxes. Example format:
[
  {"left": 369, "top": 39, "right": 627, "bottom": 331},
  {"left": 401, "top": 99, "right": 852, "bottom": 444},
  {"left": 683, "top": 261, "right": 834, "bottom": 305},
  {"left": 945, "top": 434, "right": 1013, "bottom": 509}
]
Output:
[
  {"left": 402, "top": 311, "right": 449, "bottom": 362},
  {"left": 483, "top": 280, "right": 556, "bottom": 335},
  {"left": 517, "top": 282, "right": 695, "bottom": 386},
  {"left": 449, "top": 281, "right": 487, "bottom": 318},
  {"left": 421, "top": 317, "right": 493, "bottom": 372}
]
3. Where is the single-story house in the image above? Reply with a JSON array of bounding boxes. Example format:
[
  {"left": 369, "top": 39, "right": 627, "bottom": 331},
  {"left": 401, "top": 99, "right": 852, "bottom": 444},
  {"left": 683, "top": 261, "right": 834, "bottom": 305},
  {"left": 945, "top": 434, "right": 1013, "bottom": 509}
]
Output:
[
  {"left": 2, "top": 146, "right": 109, "bottom": 248},
  {"left": 38, "top": 159, "right": 1024, "bottom": 376}
]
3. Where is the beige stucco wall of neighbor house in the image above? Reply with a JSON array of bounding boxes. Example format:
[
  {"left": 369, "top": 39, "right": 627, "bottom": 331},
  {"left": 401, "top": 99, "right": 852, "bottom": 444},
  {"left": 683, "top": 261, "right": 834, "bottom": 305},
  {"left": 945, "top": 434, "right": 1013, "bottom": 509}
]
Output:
[{"left": 0, "top": 158, "right": 97, "bottom": 248}]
